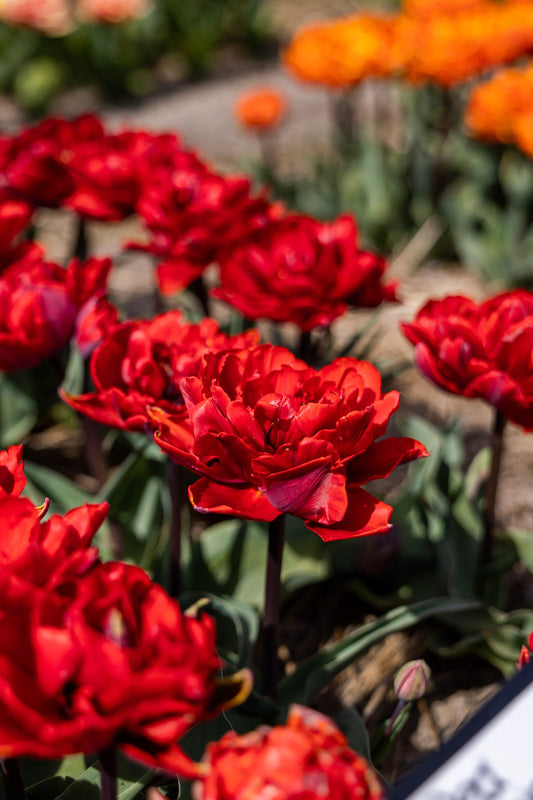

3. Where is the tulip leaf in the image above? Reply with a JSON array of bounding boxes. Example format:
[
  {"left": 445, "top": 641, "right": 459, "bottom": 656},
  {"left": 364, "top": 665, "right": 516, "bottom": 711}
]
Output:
[
  {"left": 180, "top": 590, "right": 259, "bottom": 669},
  {"left": 23, "top": 460, "right": 96, "bottom": 511},
  {"left": 22, "top": 461, "right": 115, "bottom": 559},
  {"left": 279, "top": 597, "right": 481, "bottom": 706},
  {"left": 55, "top": 755, "right": 153, "bottom": 800},
  {"left": 0, "top": 372, "right": 37, "bottom": 447},
  {"left": 26, "top": 776, "right": 74, "bottom": 800},
  {"left": 60, "top": 345, "right": 86, "bottom": 397},
  {"left": 332, "top": 706, "right": 372, "bottom": 762},
  {"left": 189, "top": 517, "right": 328, "bottom": 609},
  {"left": 504, "top": 527, "right": 533, "bottom": 575}
]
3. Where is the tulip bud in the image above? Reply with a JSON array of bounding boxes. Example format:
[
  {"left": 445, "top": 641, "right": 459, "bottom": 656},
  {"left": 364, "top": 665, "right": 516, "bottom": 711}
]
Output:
[{"left": 394, "top": 659, "right": 431, "bottom": 702}]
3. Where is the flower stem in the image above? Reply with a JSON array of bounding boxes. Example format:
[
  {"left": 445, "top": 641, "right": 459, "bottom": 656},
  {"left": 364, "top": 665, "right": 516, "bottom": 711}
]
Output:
[
  {"left": 99, "top": 747, "right": 117, "bottom": 800},
  {"left": 74, "top": 217, "right": 88, "bottom": 261},
  {"left": 261, "top": 514, "right": 285, "bottom": 701},
  {"left": 1, "top": 758, "right": 25, "bottom": 800},
  {"left": 480, "top": 408, "right": 506, "bottom": 570},
  {"left": 167, "top": 461, "right": 184, "bottom": 597}
]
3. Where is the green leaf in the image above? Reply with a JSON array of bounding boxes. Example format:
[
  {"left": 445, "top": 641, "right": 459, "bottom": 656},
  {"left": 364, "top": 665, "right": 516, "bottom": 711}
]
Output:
[
  {"left": 60, "top": 345, "right": 86, "bottom": 397},
  {"left": 189, "top": 517, "right": 328, "bottom": 610},
  {"left": 0, "top": 372, "right": 37, "bottom": 446},
  {"left": 279, "top": 597, "right": 481, "bottom": 706},
  {"left": 55, "top": 755, "right": 152, "bottom": 800},
  {"left": 180, "top": 591, "right": 259, "bottom": 669},
  {"left": 504, "top": 527, "right": 533, "bottom": 574},
  {"left": 331, "top": 706, "right": 372, "bottom": 761},
  {"left": 23, "top": 461, "right": 95, "bottom": 512}
]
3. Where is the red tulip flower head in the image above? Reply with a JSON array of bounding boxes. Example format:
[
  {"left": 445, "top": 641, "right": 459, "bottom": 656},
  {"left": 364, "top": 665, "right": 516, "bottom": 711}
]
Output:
[
  {"left": 0, "top": 251, "right": 112, "bottom": 371},
  {"left": 402, "top": 291, "right": 533, "bottom": 429},
  {"left": 151, "top": 344, "right": 427, "bottom": 541},
  {"left": 0, "top": 556, "right": 250, "bottom": 774},
  {"left": 193, "top": 704, "right": 384, "bottom": 800},
  {"left": 134, "top": 164, "right": 276, "bottom": 295},
  {"left": 2, "top": 115, "right": 104, "bottom": 208},
  {"left": 61, "top": 311, "right": 260, "bottom": 432},
  {"left": 213, "top": 214, "right": 397, "bottom": 331}
]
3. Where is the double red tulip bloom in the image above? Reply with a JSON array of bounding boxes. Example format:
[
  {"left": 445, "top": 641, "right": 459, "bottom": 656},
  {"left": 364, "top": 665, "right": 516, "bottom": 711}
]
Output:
[
  {"left": 0, "top": 447, "right": 249, "bottom": 775},
  {"left": 194, "top": 705, "right": 384, "bottom": 800},
  {"left": 1, "top": 114, "right": 185, "bottom": 220},
  {"left": 402, "top": 291, "right": 533, "bottom": 429},
  {"left": 213, "top": 214, "right": 397, "bottom": 331},
  {"left": 0, "top": 249, "right": 114, "bottom": 371},
  {"left": 151, "top": 344, "right": 427, "bottom": 541},
  {"left": 1, "top": 558, "right": 246, "bottom": 776},
  {"left": 61, "top": 311, "right": 259, "bottom": 432},
  {"left": 135, "top": 164, "right": 276, "bottom": 295}
]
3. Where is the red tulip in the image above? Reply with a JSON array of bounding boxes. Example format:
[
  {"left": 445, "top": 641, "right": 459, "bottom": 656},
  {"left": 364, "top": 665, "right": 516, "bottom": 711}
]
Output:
[
  {"left": 0, "top": 252, "right": 112, "bottom": 371},
  {"left": 61, "top": 311, "right": 260, "bottom": 431},
  {"left": 0, "top": 445, "right": 25, "bottom": 498},
  {"left": 0, "top": 556, "right": 250, "bottom": 775},
  {"left": 134, "top": 165, "right": 275, "bottom": 295},
  {"left": 402, "top": 291, "right": 533, "bottom": 429},
  {"left": 66, "top": 129, "right": 184, "bottom": 222},
  {"left": 2, "top": 115, "right": 104, "bottom": 208},
  {"left": 213, "top": 214, "right": 397, "bottom": 331},
  {"left": 0, "top": 188, "right": 34, "bottom": 258},
  {"left": 194, "top": 705, "right": 384, "bottom": 800},
  {"left": 151, "top": 344, "right": 427, "bottom": 541},
  {"left": 0, "top": 494, "right": 108, "bottom": 585}
]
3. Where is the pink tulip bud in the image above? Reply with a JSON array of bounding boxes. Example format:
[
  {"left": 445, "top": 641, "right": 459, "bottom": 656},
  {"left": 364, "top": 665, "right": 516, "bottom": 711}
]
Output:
[{"left": 394, "top": 659, "right": 431, "bottom": 701}]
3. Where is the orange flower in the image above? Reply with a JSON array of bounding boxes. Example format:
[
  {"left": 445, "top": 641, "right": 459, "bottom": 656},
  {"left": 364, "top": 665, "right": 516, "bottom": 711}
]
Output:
[
  {"left": 0, "top": 0, "right": 76, "bottom": 34},
  {"left": 395, "top": 0, "right": 533, "bottom": 86},
  {"left": 465, "top": 62, "right": 533, "bottom": 156},
  {"left": 235, "top": 88, "right": 287, "bottom": 131},
  {"left": 403, "top": 0, "right": 490, "bottom": 18},
  {"left": 75, "top": 0, "right": 152, "bottom": 24},
  {"left": 283, "top": 13, "right": 396, "bottom": 89},
  {"left": 283, "top": 1, "right": 533, "bottom": 91}
]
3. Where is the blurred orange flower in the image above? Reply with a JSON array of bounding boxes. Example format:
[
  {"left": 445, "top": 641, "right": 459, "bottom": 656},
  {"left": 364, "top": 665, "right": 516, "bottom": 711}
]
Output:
[
  {"left": 403, "top": 0, "right": 489, "bottom": 18},
  {"left": 393, "top": 0, "right": 533, "bottom": 86},
  {"left": 465, "top": 62, "right": 533, "bottom": 156},
  {"left": 284, "top": 0, "right": 533, "bottom": 90},
  {"left": 0, "top": 0, "right": 75, "bottom": 34},
  {"left": 75, "top": 0, "right": 152, "bottom": 23},
  {"left": 283, "top": 13, "right": 396, "bottom": 89},
  {"left": 235, "top": 88, "right": 287, "bottom": 131}
]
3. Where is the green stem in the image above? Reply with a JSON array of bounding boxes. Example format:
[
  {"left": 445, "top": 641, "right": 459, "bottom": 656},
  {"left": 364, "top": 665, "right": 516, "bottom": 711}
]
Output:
[{"left": 261, "top": 514, "right": 285, "bottom": 701}]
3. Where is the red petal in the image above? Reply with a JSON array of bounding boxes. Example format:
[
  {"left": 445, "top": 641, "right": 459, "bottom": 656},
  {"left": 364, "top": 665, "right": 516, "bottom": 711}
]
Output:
[
  {"left": 306, "top": 487, "right": 393, "bottom": 541},
  {"left": 189, "top": 478, "right": 279, "bottom": 521}
]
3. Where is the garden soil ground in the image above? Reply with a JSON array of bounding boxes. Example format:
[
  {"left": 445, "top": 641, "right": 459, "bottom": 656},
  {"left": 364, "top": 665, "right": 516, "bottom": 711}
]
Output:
[{"left": 8, "top": 0, "right": 533, "bottom": 784}]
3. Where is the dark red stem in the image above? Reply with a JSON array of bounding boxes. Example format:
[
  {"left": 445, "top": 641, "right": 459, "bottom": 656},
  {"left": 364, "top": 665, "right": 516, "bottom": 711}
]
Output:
[
  {"left": 74, "top": 217, "right": 88, "bottom": 261},
  {"left": 261, "top": 514, "right": 285, "bottom": 701},
  {"left": 99, "top": 747, "right": 117, "bottom": 800},
  {"left": 167, "top": 460, "right": 184, "bottom": 597},
  {"left": 1, "top": 758, "right": 25, "bottom": 800},
  {"left": 480, "top": 408, "right": 506, "bottom": 569}
]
